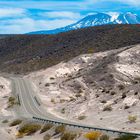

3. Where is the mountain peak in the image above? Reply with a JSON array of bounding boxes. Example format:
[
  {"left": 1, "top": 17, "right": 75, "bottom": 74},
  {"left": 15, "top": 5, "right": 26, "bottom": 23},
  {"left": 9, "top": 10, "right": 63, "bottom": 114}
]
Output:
[{"left": 29, "top": 12, "right": 140, "bottom": 34}]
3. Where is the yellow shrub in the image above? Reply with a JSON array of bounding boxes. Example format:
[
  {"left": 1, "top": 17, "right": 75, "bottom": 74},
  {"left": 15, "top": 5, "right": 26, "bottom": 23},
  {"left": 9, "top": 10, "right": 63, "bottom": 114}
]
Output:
[
  {"left": 87, "top": 48, "right": 94, "bottom": 54},
  {"left": 84, "top": 131, "right": 102, "bottom": 140},
  {"left": 128, "top": 115, "right": 137, "bottom": 123}
]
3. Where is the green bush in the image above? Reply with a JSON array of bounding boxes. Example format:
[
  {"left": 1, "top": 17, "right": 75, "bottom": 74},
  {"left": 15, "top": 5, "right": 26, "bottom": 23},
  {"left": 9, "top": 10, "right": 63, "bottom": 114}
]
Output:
[
  {"left": 43, "top": 134, "right": 51, "bottom": 140},
  {"left": 40, "top": 124, "right": 53, "bottom": 134},
  {"left": 55, "top": 125, "right": 66, "bottom": 134},
  {"left": 115, "top": 134, "right": 137, "bottom": 140},
  {"left": 61, "top": 132, "right": 77, "bottom": 140},
  {"left": 9, "top": 119, "right": 22, "bottom": 127},
  {"left": 18, "top": 123, "right": 41, "bottom": 135}
]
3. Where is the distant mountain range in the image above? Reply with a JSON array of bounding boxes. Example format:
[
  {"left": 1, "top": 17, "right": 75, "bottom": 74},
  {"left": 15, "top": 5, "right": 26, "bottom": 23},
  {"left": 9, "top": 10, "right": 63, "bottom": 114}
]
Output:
[{"left": 29, "top": 12, "right": 140, "bottom": 34}]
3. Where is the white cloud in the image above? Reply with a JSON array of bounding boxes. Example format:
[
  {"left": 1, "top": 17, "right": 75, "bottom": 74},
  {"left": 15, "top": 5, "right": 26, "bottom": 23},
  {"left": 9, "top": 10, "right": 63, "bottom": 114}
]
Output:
[
  {"left": 88, "top": 0, "right": 140, "bottom": 6},
  {"left": 0, "top": 8, "right": 26, "bottom": 18},
  {"left": 0, "top": 17, "right": 77, "bottom": 34},
  {"left": 41, "top": 11, "right": 82, "bottom": 20},
  {"left": 0, "top": 1, "right": 86, "bottom": 11},
  {"left": 0, "top": 5, "right": 80, "bottom": 34},
  {"left": 116, "top": 0, "right": 140, "bottom": 5}
]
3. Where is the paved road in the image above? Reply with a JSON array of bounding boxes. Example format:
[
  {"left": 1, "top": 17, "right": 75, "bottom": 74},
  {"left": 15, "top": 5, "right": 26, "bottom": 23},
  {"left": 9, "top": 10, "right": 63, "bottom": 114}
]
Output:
[
  {"left": 11, "top": 77, "right": 67, "bottom": 121},
  {"left": 10, "top": 77, "right": 140, "bottom": 137}
]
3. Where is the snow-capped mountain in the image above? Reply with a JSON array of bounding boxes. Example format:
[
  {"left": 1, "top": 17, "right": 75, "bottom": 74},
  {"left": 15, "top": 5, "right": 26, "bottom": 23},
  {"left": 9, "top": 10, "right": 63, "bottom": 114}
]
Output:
[{"left": 29, "top": 12, "right": 140, "bottom": 34}]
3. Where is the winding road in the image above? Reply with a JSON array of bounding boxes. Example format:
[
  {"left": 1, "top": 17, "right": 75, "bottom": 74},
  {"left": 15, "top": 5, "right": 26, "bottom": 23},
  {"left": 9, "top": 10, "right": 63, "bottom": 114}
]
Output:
[{"left": 10, "top": 77, "right": 140, "bottom": 137}]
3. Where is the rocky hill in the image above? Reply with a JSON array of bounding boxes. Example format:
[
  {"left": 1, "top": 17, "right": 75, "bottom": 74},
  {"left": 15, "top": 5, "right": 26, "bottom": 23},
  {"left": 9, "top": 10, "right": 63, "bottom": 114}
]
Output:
[{"left": 1, "top": 25, "right": 140, "bottom": 73}]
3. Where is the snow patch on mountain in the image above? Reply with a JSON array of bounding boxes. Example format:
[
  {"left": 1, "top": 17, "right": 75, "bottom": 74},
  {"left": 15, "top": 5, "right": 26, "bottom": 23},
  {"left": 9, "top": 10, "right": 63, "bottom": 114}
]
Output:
[
  {"left": 29, "top": 12, "right": 140, "bottom": 34},
  {"left": 107, "top": 12, "right": 120, "bottom": 22}
]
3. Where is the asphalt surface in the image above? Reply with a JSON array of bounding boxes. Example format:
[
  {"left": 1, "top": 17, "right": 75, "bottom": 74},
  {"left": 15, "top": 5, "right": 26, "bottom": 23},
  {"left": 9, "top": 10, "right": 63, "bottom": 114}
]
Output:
[{"left": 11, "top": 77, "right": 66, "bottom": 120}]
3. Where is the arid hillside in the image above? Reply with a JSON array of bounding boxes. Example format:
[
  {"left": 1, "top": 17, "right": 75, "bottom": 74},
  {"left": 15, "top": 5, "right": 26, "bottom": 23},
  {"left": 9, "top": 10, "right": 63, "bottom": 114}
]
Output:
[
  {"left": 0, "top": 25, "right": 140, "bottom": 73},
  {"left": 27, "top": 44, "right": 140, "bottom": 132}
]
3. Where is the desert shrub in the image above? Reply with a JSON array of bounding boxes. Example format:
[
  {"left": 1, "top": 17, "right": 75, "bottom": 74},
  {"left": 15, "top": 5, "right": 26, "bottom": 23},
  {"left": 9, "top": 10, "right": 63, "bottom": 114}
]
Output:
[
  {"left": 118, "top": 84, "right": 125, "bottom": 90},
  {"left": 103, "top": 105, "right": 112, "bottom": 111},
  {"left": 43, "top": 134, "right": 51, "bottom": 140},
  {"left": 75, "top": 93, "right": 82, "bottom": 98},
  {"left": 134, "top": 92, "right": 138, "bottom": 95},
  {"left": 115, "top": 134, "right": 137, "bottom": 140},
  {"left": 51, "top": 98, "right": 55, "bottom": 103},
  {"left": 40, "top": 124, "right": 53, "bottom": 134},
  {"left": 69, "top": 97, "right": 76, "bottom": 102},
  {"left": 78, "top": 115, "right": 86, "bottom": 120},
  {"left": 101, "top": 100, "right": 107, "bottom": 104},
  {"left": 61, "top": 132, "right": 77, "bottom": 140},
  {"left": 95, "top": 94, "right": 100, "bottom": 98},
  {"left": 8, "top": 96, "right": 16, "bottom": 108},
  {"left": 105, "top": 90, "right": 110, "bottom": 94},
  {"left": 61, "top": 108, "right": 65, "bottom": 114},
  {"left": 50, "top": 77, "right": 55, "bottom": 80},
  {"left": 134, "top": 77, "right": 140, "bottom": 83},
  {"left": 102, "top": 89, "right": 106, "bottom": 93},
  {"left": 8, "top": 96, "right": 15, "bottom": 102},
  {"left": 100, "top": 134, "right": 109, "bottom": 140},
  {"left": 2, "top": 119, "right": 8, "bottom": 123},
  {"left": 128, "top": 115, "right": 137, "bottom": 123},
  {"left": 60, "top": 99, "right": 66, "bottom": 103},
  {"left": 18, "top": 123, "right": 41, "bottom": 136},
  {"left": 55, "top": 125, "right": 66, "bottom": 134},
  {"left": 87, "top": 48, "right": 94, "bottom": 54},
  {"left": 9, "top": 119, "right": 22, "bottom": 127},
  {"left": 124, "top": 105, "right": 130, "bottom": 110},
  {"left": 122, "top": 93, "right": 127, "bottom": 99},
  {"left": 110, "top": 91, "right": 116, "bottom": 95},
  {"left": 84, "top": 131, "right": 102, "bottom": 140},
  {"left": 45, "top": 83, "right": 50, "bottom": 87}
]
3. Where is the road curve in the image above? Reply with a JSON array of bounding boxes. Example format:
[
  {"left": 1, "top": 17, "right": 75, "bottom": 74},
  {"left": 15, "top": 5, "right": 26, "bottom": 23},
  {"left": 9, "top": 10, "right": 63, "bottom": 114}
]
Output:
[{"left": 10, "top": 77, "right": 140, "bottom": 137}]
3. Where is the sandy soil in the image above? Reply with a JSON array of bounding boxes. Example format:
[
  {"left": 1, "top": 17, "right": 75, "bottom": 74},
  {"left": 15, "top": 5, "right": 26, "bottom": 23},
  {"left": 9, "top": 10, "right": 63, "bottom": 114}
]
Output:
[{"left": 0, "top": 76, "right": 16, "bottom": 140}]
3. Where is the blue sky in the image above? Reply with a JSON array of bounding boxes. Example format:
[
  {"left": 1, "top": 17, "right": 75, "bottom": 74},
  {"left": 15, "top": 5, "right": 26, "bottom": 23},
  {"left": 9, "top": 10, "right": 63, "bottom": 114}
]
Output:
[{"left": 0, "top": 0, "right": 140, "bottom": 34}]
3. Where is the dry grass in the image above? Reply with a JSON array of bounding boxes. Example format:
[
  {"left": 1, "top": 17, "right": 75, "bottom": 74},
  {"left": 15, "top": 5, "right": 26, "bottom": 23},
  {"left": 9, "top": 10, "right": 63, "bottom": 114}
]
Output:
[
  {"left": 100, "top": 134, "right": 109, "bottom": 140},
  {"left": 115, "top": 134, "right": 137, "bottom": 140},
  {"left": 78, "top": 115, "right": 86, "bottom": 120},
  {"left": 128, "top": 115, "right": 137, "bottom": 123},
  {"left": 61, "top": 132, "right": 77, "bottom": 140},
  {"left": 84, "top": 131, "right": 102, "bottom": 140},
  {"left": 7, "top": 96, "right": 16, "bottom": 108},
  {"left": 18, "top": 123, "right": 41, "bottom": 137},
  {"left": 43, "top": 134, "right": 51, "bottom": 140},
  {"left": 40, "top": 124, "right": 53, "bottom": 134},
  {"left": 2, "top": 119, "right": 8, "bottom": 123},
  {"left": 103, "top": 105, "right": 112, "bottom": 111},
  {"left": 55, "top": 125, "right": 66, "bottom": 134},
  {"left": 9, "top": 119, "right": 22, "bottom": 127}
]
